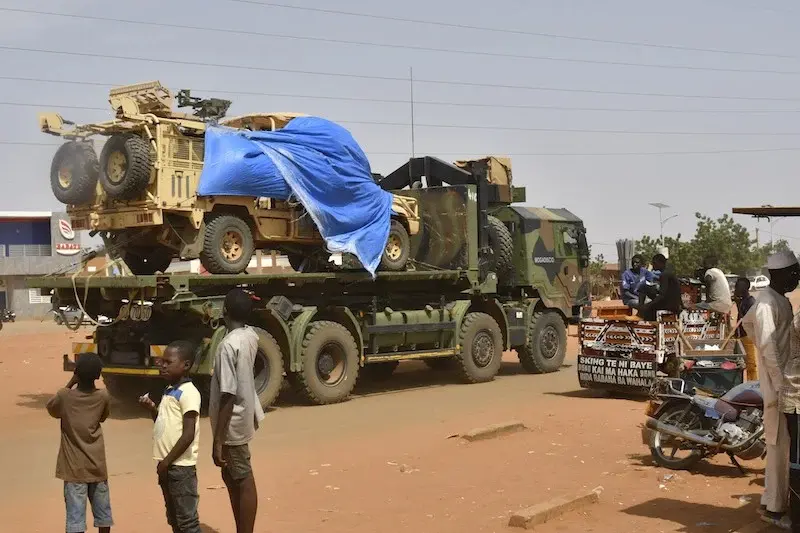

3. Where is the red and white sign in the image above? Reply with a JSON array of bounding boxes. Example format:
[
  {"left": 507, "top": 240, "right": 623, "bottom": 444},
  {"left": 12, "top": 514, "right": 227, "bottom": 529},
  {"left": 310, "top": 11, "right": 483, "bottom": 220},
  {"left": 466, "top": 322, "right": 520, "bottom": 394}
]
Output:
[
  {"left": 56, "top": 243, "right": 81, "bottom": 256},
  {"left": 59, "top": 219, "right": 75, "bottom": 240}
]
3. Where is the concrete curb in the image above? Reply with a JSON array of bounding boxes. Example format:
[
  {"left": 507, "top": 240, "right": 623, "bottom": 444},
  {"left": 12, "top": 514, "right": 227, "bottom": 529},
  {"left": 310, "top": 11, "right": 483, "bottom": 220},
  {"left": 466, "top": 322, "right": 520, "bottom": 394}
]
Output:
[
  {"left": 460, "top": 421, "right": 526, "bottom": 442},
  {"left": 508, "top": 486, "right": 602, "bottom": 529}
]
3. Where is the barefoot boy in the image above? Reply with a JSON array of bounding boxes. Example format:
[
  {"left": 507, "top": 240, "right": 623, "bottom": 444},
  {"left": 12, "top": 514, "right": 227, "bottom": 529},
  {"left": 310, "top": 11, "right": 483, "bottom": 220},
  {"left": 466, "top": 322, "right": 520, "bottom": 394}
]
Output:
[
  {"left": 139, "top": 340, "right": 202, "bottom": 533},
  {"left": 47, "top": 353, "right": 113, "bottom": 533}
]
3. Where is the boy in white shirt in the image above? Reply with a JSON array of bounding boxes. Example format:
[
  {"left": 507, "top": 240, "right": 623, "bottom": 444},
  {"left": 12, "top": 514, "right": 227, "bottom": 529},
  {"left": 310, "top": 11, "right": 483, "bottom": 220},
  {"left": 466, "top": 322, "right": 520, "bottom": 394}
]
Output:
[{"left": 140, "top": 340, "right": 202, "bottom": 533}]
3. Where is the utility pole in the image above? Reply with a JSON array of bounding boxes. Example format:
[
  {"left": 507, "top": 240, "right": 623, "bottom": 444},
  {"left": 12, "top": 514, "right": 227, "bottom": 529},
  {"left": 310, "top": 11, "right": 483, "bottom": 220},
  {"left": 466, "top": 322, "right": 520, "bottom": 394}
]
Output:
[
  {"left": 649, "top": 202, "right": 678, "bottom": 243},
  {"left": 409, "top": 66, "right": 416, "bottom": 157}
]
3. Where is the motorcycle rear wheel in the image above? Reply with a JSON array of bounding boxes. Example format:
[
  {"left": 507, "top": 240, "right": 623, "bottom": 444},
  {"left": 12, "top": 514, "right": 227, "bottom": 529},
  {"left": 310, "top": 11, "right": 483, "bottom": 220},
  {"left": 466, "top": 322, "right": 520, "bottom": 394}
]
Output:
[{"left": 649, "top": 405, "right": 705, "bottom": 470}]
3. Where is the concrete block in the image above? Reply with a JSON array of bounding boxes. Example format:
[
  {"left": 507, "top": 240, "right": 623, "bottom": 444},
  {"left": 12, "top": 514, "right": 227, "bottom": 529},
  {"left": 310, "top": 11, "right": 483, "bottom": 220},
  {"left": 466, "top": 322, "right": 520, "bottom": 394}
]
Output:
[
  {"left": 508, "top": 487, "right": 602, "bottom": 529},
  {"left": 460, "top": 421, "right": 526, "bottom": 442}
]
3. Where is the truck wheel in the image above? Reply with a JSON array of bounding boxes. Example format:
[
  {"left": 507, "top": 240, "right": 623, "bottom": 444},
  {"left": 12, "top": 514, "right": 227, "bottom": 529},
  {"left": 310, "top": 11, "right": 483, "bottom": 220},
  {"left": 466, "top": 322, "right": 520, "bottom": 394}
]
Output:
[
  {"left": 99, "top": 134, "right": 152, "bottom": 200},
  {"left": 122, "top": 247, "right": 173, "bottom": 275},
  {"left": 517, "top": 311, "right": 567, "bottom": 374},
  {"left": 455, "top": 312, "right": 503, "bottom": 383},
  {"left": 296, "top": 321, "right": 359, "bottom": 405},
  {"left": 362, "top": 361, "right": 399, "bottom": 382},
  {"left": 253, "top": 327, "right": 284, "bottom": 410},
  {"left": 51, "top": 141, "right": 99, "bottom": 205},
  {"left": 200, "top": 214, "right": 255, "bottom": 274},
  {"left": 486, "top": 215, "right": 514, "bottom": 283},
  {"left": 380, "top": 220, "right": 411, "bottom": 271}
]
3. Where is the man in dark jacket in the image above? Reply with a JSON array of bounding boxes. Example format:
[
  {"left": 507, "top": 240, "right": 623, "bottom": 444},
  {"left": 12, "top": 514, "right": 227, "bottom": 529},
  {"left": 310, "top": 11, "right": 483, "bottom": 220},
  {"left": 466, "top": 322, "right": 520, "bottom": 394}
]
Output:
[{"left": 639, "top": 254, "right": 683, "bottom": 321}]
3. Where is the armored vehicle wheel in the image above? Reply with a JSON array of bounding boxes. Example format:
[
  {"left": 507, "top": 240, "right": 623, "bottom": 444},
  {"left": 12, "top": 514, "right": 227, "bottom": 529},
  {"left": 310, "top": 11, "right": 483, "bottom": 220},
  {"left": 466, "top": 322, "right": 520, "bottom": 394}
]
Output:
[
  {"left": 122, "top": 247, "right": 173, "bottom": 275},
  {"left": 99, "top": 134, "right": 152, "bottom": 200},
  {"left": 455, "top": 312, "right": 503, "bottom": 384},
  {"left": 361, "top": 361, "right": 399, "bottom": 382},
  {"left": 295, "top": 320, "right": 359, "bottom": 405},
  {"left": 201, "top": 214, "right": 255, "bottom": 274},
  {"left": 380, "top": 220, "right": 411, "bottom": 271},
  {"left": 252, "top": 327, "right": 285, "bottom": 410},
  {"left": 517, "top": 311, "right": 567, "bottom": 374},
  {"left": 486, "top": 215, "right": 514, "bottom": 282},
  {"left": 50, "top": 141, "right": 99, "bottom": 205}
]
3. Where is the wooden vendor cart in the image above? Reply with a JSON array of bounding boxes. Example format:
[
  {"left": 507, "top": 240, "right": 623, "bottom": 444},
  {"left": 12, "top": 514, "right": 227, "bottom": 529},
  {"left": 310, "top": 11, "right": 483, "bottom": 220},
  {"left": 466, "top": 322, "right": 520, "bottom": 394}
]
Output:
[{"left": 577, "top": 302, "right": 737, "bottom": 395}]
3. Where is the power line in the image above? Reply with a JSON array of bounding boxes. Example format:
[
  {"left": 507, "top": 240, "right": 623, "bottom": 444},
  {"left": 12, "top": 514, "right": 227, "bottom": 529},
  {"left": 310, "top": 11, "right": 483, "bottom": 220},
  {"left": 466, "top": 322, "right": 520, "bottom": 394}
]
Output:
[
  {"left": 4, "top": 76, "right": 800, "bottom": 113},
  {"left": 2, "top": 68, "right": 799, "bottom": 105},
  {"left": 6, "top": 101, "right": 800, "bottom": 136},
  {"left": 1, "top": 16, "right": 800, "bottom": 77},
  {"left": 228, "top": 1, "right": 799, "bottom": 60},
  {"left": 3, "top": 139, "right": 800, "bottom": 156}
]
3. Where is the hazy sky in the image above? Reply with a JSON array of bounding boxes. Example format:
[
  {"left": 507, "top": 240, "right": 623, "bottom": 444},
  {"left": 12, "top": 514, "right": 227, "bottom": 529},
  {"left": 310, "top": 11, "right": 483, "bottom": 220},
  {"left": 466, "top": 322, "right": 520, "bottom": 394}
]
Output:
[{"left": 1, "top": 0, "right": 799, "bottom": 260}]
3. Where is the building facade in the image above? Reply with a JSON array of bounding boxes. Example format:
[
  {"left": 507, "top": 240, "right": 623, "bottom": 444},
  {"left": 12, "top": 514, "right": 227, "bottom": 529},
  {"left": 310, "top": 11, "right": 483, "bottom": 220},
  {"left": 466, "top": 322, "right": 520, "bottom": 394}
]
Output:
[{"left": 0, "top": 212, "right": 82, "bottom": 319}]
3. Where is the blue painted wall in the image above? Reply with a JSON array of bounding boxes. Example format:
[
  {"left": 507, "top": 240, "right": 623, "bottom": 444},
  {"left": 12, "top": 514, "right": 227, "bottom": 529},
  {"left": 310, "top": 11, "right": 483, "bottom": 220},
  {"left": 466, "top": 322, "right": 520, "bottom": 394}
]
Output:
[{"left": 0, "top": 219, "right": 51, "bottom": 247}]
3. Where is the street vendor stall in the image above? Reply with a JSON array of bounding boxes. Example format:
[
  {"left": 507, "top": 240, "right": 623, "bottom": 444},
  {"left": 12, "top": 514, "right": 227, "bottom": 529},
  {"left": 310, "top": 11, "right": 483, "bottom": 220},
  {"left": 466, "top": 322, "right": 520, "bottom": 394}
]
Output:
[{"left": 577, "top": 302, "right": 742, "bottom": 395}]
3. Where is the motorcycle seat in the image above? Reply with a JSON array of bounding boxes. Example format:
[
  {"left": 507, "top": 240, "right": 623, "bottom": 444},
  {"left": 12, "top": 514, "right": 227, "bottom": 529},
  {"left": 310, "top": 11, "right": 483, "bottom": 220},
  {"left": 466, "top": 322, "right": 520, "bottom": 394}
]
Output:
[
  {"left": 723, "top": 389, "right": 763, "bottom": 409},
  {"left": 712, "top": 399, "right": 742, "bottom": 422}
]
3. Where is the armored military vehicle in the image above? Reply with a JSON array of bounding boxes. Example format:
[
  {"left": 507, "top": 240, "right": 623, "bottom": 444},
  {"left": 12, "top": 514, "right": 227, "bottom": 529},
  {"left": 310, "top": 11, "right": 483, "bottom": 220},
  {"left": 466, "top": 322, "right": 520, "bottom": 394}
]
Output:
[
  {"left": 39, "top": 81, "right": 419, "bottom": 274},
  {"left": 29, "top": 154, "right": 590, "bottom": 408}
]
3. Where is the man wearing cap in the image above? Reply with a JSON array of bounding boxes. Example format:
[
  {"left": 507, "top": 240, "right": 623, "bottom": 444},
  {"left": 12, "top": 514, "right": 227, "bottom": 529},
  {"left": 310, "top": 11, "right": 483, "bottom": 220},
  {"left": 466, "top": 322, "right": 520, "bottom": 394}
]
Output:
[{"left": 743, "top": 250, "right": 800, "bottom": 529}]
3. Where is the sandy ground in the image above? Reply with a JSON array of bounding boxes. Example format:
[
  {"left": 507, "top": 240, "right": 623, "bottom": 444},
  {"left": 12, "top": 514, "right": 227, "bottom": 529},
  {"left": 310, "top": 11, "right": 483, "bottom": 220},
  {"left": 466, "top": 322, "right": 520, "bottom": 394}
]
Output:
[{"left": 0, "top": 319, "right": 780, "bottom": 533}]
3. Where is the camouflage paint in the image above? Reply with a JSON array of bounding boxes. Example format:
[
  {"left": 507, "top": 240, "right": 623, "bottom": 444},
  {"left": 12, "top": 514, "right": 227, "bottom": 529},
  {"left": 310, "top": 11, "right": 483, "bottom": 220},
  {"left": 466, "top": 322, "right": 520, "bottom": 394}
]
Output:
[{"left": 494, "top": 206, "right": 589, "bottom": 317}]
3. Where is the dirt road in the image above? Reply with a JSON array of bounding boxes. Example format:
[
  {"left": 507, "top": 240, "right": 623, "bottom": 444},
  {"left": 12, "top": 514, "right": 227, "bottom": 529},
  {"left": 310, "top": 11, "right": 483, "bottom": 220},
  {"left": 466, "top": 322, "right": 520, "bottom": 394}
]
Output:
[{"left": 0, "top": 321, "right": 774, "bottom": 533}]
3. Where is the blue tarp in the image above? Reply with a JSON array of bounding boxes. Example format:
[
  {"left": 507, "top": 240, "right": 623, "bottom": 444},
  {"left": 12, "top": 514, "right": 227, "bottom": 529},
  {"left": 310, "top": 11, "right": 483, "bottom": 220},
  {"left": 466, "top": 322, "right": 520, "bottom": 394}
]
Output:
[{"left": 197, "top": 117, "right": 393, "bottom": 276}]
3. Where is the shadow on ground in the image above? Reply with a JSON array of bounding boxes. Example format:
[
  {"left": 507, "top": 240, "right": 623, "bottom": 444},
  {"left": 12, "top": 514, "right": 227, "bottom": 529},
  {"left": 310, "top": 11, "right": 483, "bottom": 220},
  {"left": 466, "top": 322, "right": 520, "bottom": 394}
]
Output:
[
  {"left": 626, "top": 453, "right": 763, "bottom": 479},
  {"left": 544, "top": 388, "right": 648, "bottom": 402},
  {"left": 623, "top": 494, "right": 762, "bottom": 532}
]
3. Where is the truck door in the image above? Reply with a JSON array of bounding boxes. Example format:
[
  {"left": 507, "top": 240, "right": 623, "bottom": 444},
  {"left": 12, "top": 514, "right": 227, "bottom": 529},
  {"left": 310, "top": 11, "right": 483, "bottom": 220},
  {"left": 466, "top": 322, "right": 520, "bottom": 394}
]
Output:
[{"left": 554, "top": 223, "right": 583, "bottom": 302}]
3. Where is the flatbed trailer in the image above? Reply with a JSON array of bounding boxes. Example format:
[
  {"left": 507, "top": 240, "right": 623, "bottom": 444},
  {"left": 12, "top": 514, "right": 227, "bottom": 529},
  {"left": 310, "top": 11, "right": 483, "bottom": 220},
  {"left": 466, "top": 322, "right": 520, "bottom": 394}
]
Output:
[{"left": 29, "top": 156, "right": 591, "bottom": 407}]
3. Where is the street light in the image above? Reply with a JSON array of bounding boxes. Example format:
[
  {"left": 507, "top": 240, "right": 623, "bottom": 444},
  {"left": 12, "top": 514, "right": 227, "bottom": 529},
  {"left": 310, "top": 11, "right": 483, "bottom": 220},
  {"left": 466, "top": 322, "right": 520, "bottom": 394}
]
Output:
[{"left": 649, "top": 202, "right": 679, "bottom": 242}]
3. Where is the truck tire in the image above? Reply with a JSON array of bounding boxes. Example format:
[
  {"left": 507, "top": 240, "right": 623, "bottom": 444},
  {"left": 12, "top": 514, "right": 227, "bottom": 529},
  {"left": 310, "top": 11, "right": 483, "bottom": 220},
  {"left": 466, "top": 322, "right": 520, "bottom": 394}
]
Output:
[
  {"left": 455, "top": 312, "right": 503, "bottom": 383},
  {"left": 517, "top": 311, "right": 567, "bottom": 374},
  {"left": 200, "top": 214, "right": 255, "bottom": 274},
  {"left": 253, "top": 327, "right": 284, "bottom": 410},
  {"left": 99, "top": 134, "right": 152, "bottom": 200},
  {"left": 486, "top": 215, "right": 514, "bottom": 283},
  {"left": 50, "top": 141, "right": 99, "bottom": 205},
  {"left": 361, "top": 361, "right": 399, "bottom": 381},
  {"left": 380, "top": 219, "right": 411, "bottom": 271},
  {"left": 122, "top": 247, "right": 173, "bottom": 275},
  {"left": 295, "top": 320, "right": 359, "bottom": 405}
]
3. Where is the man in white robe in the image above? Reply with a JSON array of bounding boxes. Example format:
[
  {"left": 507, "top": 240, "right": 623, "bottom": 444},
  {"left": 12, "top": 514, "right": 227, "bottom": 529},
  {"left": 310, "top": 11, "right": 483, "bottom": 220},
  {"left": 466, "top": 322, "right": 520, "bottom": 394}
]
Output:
[{"left": 743, "top": 250, "right": 800, "bottom": 529}]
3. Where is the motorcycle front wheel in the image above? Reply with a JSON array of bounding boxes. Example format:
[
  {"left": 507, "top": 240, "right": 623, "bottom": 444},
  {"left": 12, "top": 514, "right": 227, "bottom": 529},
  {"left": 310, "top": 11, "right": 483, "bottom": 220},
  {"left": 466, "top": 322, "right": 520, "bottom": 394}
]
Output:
[{"left": 649, "top": 404, "right": 705, "bottom": 470}]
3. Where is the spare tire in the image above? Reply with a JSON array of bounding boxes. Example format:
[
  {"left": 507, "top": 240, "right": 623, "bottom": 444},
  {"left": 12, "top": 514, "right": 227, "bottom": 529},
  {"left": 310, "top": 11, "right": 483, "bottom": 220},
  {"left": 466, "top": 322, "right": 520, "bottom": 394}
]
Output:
[
  {"left": 99, "top": 134, "right": 152, "bottom": 200},
  {"left": 486, "top": 215, "right": 514, "bottom": 283},
  {"left": 50, "top": 141, "right": 99, "bottom": 205}
]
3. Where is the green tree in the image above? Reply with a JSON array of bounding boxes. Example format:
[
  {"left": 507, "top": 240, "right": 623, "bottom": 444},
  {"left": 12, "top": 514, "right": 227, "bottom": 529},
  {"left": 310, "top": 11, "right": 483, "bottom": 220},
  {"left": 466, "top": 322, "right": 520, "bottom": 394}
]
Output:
[{"left": 636, "top": 213, "right": 792, "bottom": 276}]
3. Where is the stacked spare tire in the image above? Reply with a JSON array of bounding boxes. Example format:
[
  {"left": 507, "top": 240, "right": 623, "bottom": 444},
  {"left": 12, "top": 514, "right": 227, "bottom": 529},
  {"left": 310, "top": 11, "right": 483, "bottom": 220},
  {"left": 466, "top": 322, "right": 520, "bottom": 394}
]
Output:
[{"left": 50, "top": 134, "right": 152, "bottom": 204}]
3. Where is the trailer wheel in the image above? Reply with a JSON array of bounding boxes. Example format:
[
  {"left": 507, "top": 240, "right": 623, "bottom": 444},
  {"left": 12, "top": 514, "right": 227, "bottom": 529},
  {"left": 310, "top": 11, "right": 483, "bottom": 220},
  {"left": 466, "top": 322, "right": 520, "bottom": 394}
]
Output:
[
  {"left": 517, "top": 311, "right": 567, "bottom": 374},
  {"left": 122, "top": 247, "right": 173, "bottom": 275},
  {"left": 380, "top": 220, "right": 411, "bottom": 271},
  {"left": 361, "top": 361, "right": 399, "bottom": 382},
  {"left": 99, "top": 134, "right": 152, "bottom": 200},
  {"left": 296, "top": 320, "right": 359, "bottom": 405},
  {"left": 252, "top": 327, "right": 284, "bottom": 410},
  {"left": 486, "top": 215, "right": 514, "bottom": 283},
  {"left": 455, "top": 312, "right": 503, "bottom": 383},
  {"left": 200, "top": 214, "right": 255, "bottom": 274},
  {"left": 50, "top": 141, "right": 99, "bottom": 205}
]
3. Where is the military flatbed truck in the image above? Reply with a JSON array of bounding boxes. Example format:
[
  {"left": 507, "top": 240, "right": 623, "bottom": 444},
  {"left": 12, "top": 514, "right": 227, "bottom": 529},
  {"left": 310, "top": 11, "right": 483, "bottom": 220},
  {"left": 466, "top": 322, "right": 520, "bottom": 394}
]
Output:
[{"left": 28, "top": 156, "right": 590, "bottom": 407}]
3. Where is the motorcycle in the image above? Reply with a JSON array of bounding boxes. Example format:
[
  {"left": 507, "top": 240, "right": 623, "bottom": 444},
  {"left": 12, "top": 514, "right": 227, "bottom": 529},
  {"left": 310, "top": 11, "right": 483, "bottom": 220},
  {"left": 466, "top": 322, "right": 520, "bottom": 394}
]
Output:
[{"left": 643, "top": 377, "right": 765, "bottom": 472}]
